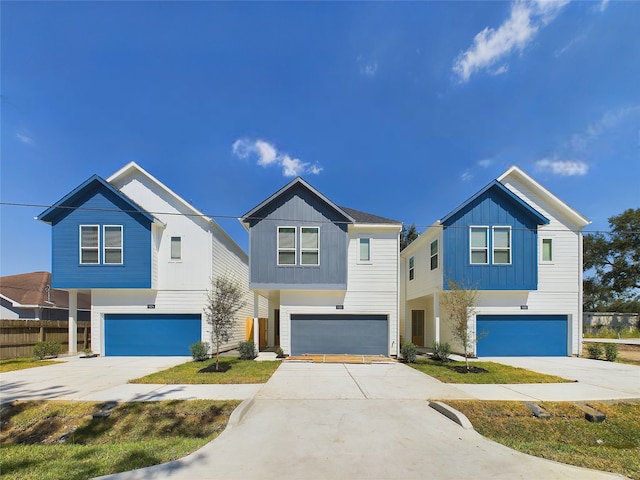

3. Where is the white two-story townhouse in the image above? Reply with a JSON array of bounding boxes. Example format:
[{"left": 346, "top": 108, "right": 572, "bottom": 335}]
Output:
[
  {"left": 401, "top": 166, "right": 590, "bottom": 357},
  {"left": 240, "top": 177, "right": 403, "bottom": 357},
  {"left": 38, "top": 162, "right": 255, "bottom": 356}
]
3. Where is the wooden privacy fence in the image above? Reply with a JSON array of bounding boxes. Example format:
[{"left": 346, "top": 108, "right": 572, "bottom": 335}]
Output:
[{"left": 0, "top": 319, "right": 91, "bottom": 359}]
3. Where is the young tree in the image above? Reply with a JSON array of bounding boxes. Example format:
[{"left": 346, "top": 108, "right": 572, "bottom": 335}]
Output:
[
  {"left": 440, "top": 280, "right": 480, "bottom": 370},
  {"left": 584, "top": 208, "right": 640, "bottom": 313},
  {"left": 204, "top": 274, "right": 246, "bottom": 372}
]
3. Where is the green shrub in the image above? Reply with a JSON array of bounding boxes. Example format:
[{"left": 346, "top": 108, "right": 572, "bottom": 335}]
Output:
[
  {"left": 401, "top": 342, "right": 418, "bottom": 363},
  {"left": 586, "top": 343, "right": 603, "bottom": 360},
  {"left": 238, "top": 341, "right": 256, "bottom": 360},
  {"left": 604, "top": 343, "right": 618, "bottom": 362},
  {"left": 275, "top": 346, "right": 285, "bottom": 357},
  {"left": 432, "top": 341, "right": 451, "bottom": 361},
  {"left": 189, "top": 341, "right": 210, "bottom": 361},
  {"left": 33, "top": 341, "right": 61, "bottom": 360}
]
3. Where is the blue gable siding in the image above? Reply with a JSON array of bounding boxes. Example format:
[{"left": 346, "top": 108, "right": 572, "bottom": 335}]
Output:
[
  {"left": 248, "top": 183, "right": 348, "bottom": 289},
  {"left": 49, "top": 184, "right": 152, "bottom": 289},
  {"left": 442, "top": 185, "right": 542, "bottom": 290}
]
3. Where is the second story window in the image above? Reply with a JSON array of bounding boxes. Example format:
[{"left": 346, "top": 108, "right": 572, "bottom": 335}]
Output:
[
  {"left": 409, "top": 256, "right": 415, "bottom": 280},
  {"left": 430, "top": 239, "right": 438, "bottom": 270},
  {"left": 278, "top": 227, "right": 296, "bottom": 265},
  {"left": 358, "top": 238, "right": 371, "bottom": 263},
  {"left": 300, "top": 227, "right": 319, "bottom": 265},
  {"left": 80, "top": 225, "right": 100, "bottom": 264},
  {"left": 470, "top": 227, "right": 489, "bottom": 264},
  {"left": 103, "top": 226, "right": 123, "bottom": 264},
  {"left": 492, "top": 227, "right": 511, "bottom": 264},
  {"left": 171, "top": 236, "right": 182, "bottom": 260}
]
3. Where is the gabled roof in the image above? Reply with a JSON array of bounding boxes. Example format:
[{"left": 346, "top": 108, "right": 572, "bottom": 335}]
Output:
[
  {"left": 240, "top": 177, "right": 356, "bottom": 225},
  {"left": 0, "top": 272, "right": 91, "bottom": 310},
  {"left": 440, "top": 179, "right": 550, "bottom": 226},
  {"left": 37, "top": 174, "right": 155, "bottom": 224},
  {"left": 498, "top": 166, "right": 590, "bottom": 228},
  {"left": 108, "top": 161, "right": 247, "bottom": 259},
  {"left": 340, "top": 207, "right": 401, "bottom": 225}
]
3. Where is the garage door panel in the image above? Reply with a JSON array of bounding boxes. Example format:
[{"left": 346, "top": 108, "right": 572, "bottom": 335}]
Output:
[
  {"left": 105, "top": 314, "right": 201, "bottom": 356},
  {"left": 291, "top": 314, "right": 388, "bottom": 356},
  {"left": 476, "top": 314, "right": 567, "bottom": 356}
]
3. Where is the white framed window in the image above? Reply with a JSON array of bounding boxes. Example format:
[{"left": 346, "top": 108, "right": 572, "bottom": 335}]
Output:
[
  {"left": 171, "top": 236, "right": 182, "bottom": 260},
  {"left": 541, "top": 238, "right": 553, "bottom": 262},
  {"left": 300, "top": 227, "right": 319, "bottom": 265},
  {"left": 277, "top": 227, "right": 296, "bottom": 266},
  {"left": 470, "top": 226, "right": 489, "bottom": 264},
  {"left": 358, "top": 238, "right": 371, "bottom": 263},
  {"left": 103, "top": 225, "right": 123, "bottom": 264},
  {"left": 492, "top": 226, "right": 511, "bottom": 265},
  {"left": 430, "top": 239, "right": 438, "bottom": 270},
  {"left": 80, "top": 225, "right": 100, "bottom": 264},
  {"left": 409, "top": 256, "right": 415, "bottom": 280}
]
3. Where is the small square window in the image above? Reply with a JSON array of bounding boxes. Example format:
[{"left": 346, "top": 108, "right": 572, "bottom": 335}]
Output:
[{"left": 359, "top": 238, "right": 371, "bottom": 262}]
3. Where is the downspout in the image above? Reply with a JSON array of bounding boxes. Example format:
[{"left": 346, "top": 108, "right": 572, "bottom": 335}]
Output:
[{"left": 577, "top": 230, "right": 584, "bottom": 357}]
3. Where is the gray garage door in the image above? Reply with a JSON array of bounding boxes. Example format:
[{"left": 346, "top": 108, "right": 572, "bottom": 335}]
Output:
[{"left": 290, "top": 314, "right": 388, "bottom": 356}]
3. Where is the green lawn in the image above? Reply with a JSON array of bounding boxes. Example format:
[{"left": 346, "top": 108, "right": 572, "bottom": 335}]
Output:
[
  {"left": 0, "top": 399, "right": 240, "bottom": 480},
  {"left": 447, "top": 400, "right": 640, "bottom": 480},
  {"left": 129, "top": 356, "right": 281, "bottom": 384},
  {"left": 408, "top": 358, "right": 571, "bottom": 384},
  {"left": 0, "top": 358, "right": 62, "bottom": 373}
]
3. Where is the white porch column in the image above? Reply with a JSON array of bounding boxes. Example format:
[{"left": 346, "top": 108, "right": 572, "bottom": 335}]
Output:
[
  {"left": 252, "top": 292, "right": 259, "bottom": 354},
  {"left": 68, "top": 289, "right": 78, "bottom": 354},
  {"left": 433, "top": 292, "right": 440, "bottom": 344}
]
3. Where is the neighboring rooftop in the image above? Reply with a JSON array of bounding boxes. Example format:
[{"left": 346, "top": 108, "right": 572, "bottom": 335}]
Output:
[
  {"left": 0, "top": 272, "right": 91, "bottom": 310},
  {"left": 340, "top": 207, "right": 402, "bottom": 225}
]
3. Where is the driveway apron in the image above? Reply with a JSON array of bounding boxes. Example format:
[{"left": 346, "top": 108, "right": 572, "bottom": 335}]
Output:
[{"left": 96, "top": 362, "right": 626, "bottom": 480}]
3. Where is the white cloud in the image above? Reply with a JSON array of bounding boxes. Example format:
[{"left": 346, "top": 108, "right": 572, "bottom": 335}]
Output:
[
  {"left": 461, "top": 169, "right": 473, "bottom": 181},
  {"left": 571, "top": 104, "right": 640, "bottom": 151},
  {"left": 232, "top": 138, "right": 322, "bottom": 177},
  {"left": 453, "top": 0, "right": 569, "bottom": 82},
  {"left": 16, "top": 133, "right": 33, "bottom": 144},
  {"left": 535, "top": 158, "right": 589, "bottom": 176}
]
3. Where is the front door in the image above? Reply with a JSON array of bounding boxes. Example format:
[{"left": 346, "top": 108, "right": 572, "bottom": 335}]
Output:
[
  {"left": 259, "top": 318, "right": 268, "bottom": 349},
  {"left": 411, "top": 310, "right": 425, "bottom": 346}
]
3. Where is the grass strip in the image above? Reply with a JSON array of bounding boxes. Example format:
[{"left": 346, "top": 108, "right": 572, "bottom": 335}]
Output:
[
  {"left": 0, "top": 399, "right": 240, "bottom": 480},
  {"left": 447, "top": 400, "right": 640, "bottom": 480},
  {"left": 129, "top": 356, "right": 281, "bottom": 384},
  {"left": 0, "top": 358, "right": 62, "bottom": 373},
  {"left": 408, "top": 358, "right": 571, "bottom": 384}
]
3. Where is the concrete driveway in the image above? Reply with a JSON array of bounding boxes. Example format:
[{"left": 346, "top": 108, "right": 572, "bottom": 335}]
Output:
[
  {"left": 96, "top": 362, "right": 627, "bottom": 480},
  {"left": 0, "top": 355, "right": 261, "bottom": 404}
]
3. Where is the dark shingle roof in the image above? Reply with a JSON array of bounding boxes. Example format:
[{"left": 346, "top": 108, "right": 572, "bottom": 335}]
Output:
[
  {"left": 0, "top": 272, "right": 91, "bottom": 310},
  {"left": 339, "top": 207, "right": 401, "bottom": 225}
]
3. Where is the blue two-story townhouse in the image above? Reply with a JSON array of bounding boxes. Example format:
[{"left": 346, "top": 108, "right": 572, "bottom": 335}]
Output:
[
  {"left": 38, "top": 162, "right": 254, "bottom": 356},
  {"left": 401, "top": 166, "right": 590, "bottom": 357},
  {"left": 241, "top": 177, "right": 402, "bottom": 357}
]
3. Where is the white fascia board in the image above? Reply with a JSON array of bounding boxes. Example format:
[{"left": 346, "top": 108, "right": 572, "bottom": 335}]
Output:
[{"left": 498, "top": 166, "right": 590, "bottom": 228}]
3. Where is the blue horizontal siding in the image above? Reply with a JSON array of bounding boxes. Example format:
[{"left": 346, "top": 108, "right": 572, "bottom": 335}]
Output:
[
  {"left": 50, "top": 183, "right": 152, "bottom": 289},
  {"left": 476, "top": 314, "right": 568, "bottom": 356},
  {"left": 442, "top": 185, "right": 540, "bottom": 290}
]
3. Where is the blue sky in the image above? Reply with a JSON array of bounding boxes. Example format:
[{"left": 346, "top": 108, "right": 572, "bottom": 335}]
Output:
[{"left": 2, "top": 0, "right": 639, "bottom": 276}]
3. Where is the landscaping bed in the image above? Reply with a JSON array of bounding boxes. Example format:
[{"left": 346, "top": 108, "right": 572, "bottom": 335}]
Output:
[
  {"left": 129, "top": 356, "right": 281, "bottom": 384},
  {"left": 447, "top": 400, "right": 640, "bottom": 480},
  {"left": 409, "top": 358, "right": 571, "bottom": 384},
  {"left": 0, "top": 399, "right": 239, "bottom": 480}
]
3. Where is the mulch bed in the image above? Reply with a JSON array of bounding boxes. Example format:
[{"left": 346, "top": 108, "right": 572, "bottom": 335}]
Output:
[
  {"left": 447, "top": 365, "right": 489, "bottom": 374},
  {"left": 198, "top": 363, "right": 232, "bottom": 373}
]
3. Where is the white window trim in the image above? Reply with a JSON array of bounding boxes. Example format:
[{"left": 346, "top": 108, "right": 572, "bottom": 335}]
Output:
[
  {"left": 170, "top": 236, "right": 182, "bottom": 261},
  {"left": 469, "top": 226, "right": 489, "bottom": 265},
  {"left": 541, "top": 237, "right": 554, "bottom": 264},
  {"left": 103, "top": 225, "right": 124, "bottom": 265},
  {"left": 300, "top": 226, "right": 320, "bottom": 266},
  {"left": 79, "top": 225, "right": 100, "bottom": 265},
  {"left": 357, "top": 237, "right": 372, "bottom": 264},
  {"left": 430, "top": 239, "right": 438, "bottom": 271},
  {"left": 409, "top": 256, "right": 415, "bottom": 281},
  {"left": 492, "top": 226, "right": 512, "bottom": 265},
  {"left": 277, "top": 226, "right": 297, "bottom": 266}
]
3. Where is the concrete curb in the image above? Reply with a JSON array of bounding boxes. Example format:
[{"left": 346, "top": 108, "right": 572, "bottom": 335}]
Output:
[
  {"left": 429, "top": 401, "right": 474, "bottom": 429},
  {"left": 228, "top": 397, "right": 255, "bottom": 427}
]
